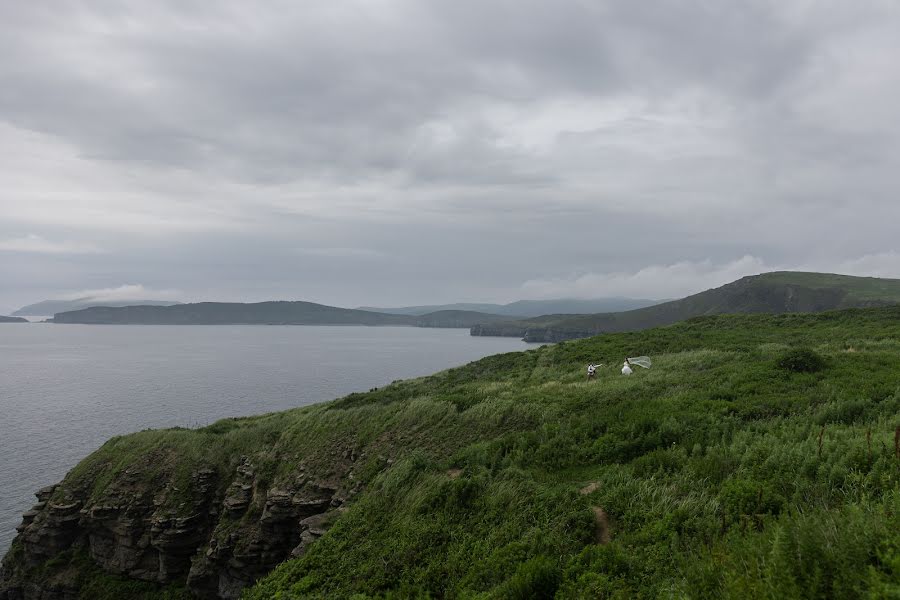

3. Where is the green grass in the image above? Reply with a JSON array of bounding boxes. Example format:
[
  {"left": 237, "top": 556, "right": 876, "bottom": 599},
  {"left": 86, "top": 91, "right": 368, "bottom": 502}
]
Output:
[
  {"left": 755, "top": 271, "right": 900, "bottom": 302},
  {"left": 18, "top": 550, "right": 192, "bottom": 600},
  {"left": 39, "top": 307, "right": 900, "bottom": 598}
]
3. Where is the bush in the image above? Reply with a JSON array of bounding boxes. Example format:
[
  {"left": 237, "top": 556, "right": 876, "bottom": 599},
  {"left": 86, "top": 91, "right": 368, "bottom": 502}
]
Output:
[
  {"left": 493, "top": 556, "right": 562, "bottom": 600},
  {"left": 777, "top": 348, "right": 826, "bottom": 373},
  {"left": 719, "top": 479, "right": 784, "bottom": 519}
]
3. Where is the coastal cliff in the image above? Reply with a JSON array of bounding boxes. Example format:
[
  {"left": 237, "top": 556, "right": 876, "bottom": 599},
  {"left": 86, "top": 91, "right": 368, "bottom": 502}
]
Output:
[
  {"left": 470, "top": 323, "right": 595, "bottom": 343},
  {"left": 0, "top": 316, "right": 27, "bottom": 323},
  {"left": 0, "top": 439, "right": 355, "bottom": 599},
  {"left": 4, "top": 308, "right": 900, "bottom": 598}
]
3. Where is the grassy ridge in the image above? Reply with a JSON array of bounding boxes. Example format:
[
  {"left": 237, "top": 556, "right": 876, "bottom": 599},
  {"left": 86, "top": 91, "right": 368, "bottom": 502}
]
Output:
[
  {"left": 472, "top": 271, "right": 900, "bottom": 341},
  {"left": 48, "top": 308, "right": 900, "bottom": 598},
  {"left": 755, "top": 271, "right": 900, "bottom": 301}
]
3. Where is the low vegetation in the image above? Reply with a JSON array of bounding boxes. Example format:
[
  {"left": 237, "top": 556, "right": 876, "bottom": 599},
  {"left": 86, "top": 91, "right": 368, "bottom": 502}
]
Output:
[{"left": 21, "top": 307, "right": 900, "bottom": 598}]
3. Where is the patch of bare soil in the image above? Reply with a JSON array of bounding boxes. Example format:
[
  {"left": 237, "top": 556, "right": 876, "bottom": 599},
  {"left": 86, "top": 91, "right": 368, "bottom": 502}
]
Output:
[
  {"left": 579, "top": 482, "right": 600, "bottom": 495},
  {"left": 591, "top": 506, "right": 611, "bottom": 544}
]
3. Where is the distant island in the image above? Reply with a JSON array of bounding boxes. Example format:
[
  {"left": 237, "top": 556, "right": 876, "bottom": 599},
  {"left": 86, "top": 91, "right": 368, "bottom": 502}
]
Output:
[
  {"left": 0, "top": 315, "right": 28, "bottom": 323},
  {"left": 51, "top": 301, "right": 518, "bottom": 328},
  {"left": 359, "top": 297, "right": 661, "bottom": 318},
  {"left": 471, "top": 271, "right": 900, "bottom": 341},
  {"left": 13, "top": 298, "right": 180, "bottom": 317},
  {"left": 47, "top": 272, "right": 900, "bottom": 335}
]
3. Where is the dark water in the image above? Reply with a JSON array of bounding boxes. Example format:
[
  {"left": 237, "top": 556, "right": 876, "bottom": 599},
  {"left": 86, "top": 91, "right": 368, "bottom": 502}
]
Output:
[{"left": 0, "top": 325, "right": 528, "bottom": 553}]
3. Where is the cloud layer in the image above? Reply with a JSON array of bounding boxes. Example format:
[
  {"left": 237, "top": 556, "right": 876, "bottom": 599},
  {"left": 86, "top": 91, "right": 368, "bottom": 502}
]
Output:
[
  {"left": 0, "top": 234, "right": 100, "bottom": 255},
  {"left": 521, "top": 253, "right": 900, "bottom": 300},
  {"left": 58, "top": 284, "right": 181, "bottom": 303},
  {"left": 1, "top": 1, "right": 900, "bottom": 313}
]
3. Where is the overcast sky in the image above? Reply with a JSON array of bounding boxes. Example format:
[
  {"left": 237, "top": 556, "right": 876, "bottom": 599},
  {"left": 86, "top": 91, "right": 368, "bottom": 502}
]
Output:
[{"left": 2, "top": 0, "right": 900, "bottom": 313}]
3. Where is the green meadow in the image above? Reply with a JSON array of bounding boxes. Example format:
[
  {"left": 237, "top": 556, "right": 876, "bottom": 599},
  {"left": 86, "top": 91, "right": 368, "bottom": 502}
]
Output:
[{"left": 34, "top": 307, "right": 900, "bottom": 598}]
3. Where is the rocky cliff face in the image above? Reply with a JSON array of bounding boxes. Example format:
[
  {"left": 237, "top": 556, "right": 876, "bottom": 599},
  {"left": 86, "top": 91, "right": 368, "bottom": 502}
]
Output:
[
  {"left": 469, "top": 323, "right": 527, "bottom": 339},
  {"left": 0, "top": 451, "right": 357, "bottom": 599},
  {"left": 521, "top": 328, "right": 595, "bottom": 343}
]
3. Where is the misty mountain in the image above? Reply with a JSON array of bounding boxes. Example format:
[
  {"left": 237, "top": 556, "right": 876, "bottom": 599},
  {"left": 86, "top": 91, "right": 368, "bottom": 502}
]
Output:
[
  {"left": 359, "top": 297, "right": 661, "bottom": 318},
  {"left": 471, "top": 271, "right": 900, "bottom": 342},
  {"left": 13, "top": 298, "right": 181, "bottom": 317}
]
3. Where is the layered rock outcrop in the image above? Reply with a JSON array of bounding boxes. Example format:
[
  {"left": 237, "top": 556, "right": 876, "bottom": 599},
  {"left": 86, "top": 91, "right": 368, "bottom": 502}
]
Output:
[{"left": 0, "top": 454, "right": 353, "bottom": 600}]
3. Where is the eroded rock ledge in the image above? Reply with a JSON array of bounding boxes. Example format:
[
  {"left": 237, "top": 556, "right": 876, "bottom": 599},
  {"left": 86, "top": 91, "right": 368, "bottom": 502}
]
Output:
[{"left": 0, "top": 452, "right": 359, "bottom": 600}]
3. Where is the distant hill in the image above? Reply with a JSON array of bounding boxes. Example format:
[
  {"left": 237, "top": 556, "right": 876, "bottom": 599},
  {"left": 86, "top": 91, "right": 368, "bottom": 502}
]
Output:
[
  {"left": 14, "top": 298, "right": 180, "bottom": 317},
  {"left": 360, "top": 302, "right": 513, "bottom": 316},
  {"left": 51, "top": 302, "right": 513, "bottom": 328},
  {"left": 52, "top": 302, "right": 415, "bottom": 325},
  {"left": 471, "top": 271, "right": 900, "bottom": 342},
  {"left": 414, "top": 310, "right": 520, "bottom": 328},
  {"left": 360, "top": 297, "right": 660, "bottom": 318},
  {"left": 0, "top": 315, "right": 28, "bottom": 323}
]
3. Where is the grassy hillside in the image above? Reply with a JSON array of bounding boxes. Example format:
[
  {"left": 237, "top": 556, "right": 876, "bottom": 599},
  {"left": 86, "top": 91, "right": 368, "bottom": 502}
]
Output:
[
  {"left": 752, "top": 271, "right": 900, "bottom": 301},
  {"left": 5, "top": 306, "right": 899, "bottom": 598},
  {"left": 472, "top": 271, "right": 900, "bottom": 341}
]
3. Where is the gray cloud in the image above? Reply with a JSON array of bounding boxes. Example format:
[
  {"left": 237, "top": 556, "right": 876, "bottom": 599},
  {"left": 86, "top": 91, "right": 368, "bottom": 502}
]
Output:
[{"left": 1, "top": 0, "right": 900, "bottom": 314}]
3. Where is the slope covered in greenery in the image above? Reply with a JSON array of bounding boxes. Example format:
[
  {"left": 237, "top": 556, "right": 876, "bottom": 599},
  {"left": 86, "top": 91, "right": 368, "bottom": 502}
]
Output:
[
  {"left": 472, "top": 271, "right": 900, "bottom": 341},
  {"left": 247, "top": 308, "right": 900, "bottom": 599},
  {"left": 4, "top": 307, "right": 900, "bottom": 599}
]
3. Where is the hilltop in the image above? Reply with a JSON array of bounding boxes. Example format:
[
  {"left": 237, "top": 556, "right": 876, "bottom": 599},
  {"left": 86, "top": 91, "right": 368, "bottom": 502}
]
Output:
[
  {"left": 472, "top": 271, "right": 900, "bottom": 341},
  {"left": 3, "top": 306, "right": 899, "bottom": 598},
  {"left": 51, "top": 301, "right": 513, "bottom": 329},
  {"left": 360, "top": 297, "right": 660, "bottom": 318}
]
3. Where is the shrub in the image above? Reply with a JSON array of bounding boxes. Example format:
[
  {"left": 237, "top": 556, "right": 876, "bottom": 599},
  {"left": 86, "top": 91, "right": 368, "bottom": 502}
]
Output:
[
  {"left": 719, "top": 479, "right": 784, "bottom": 519},
  {"left": 493, "top": 556, "right": 562, "bottom": 600},
  {"left": 777, "top": 348, "right": 826, "bottom": 373}
]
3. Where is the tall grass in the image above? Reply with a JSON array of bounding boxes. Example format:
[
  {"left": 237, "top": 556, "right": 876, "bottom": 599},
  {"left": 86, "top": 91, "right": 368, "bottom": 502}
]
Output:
[{"left": 43, "top": 307, "right": 900, "bottom": 598}]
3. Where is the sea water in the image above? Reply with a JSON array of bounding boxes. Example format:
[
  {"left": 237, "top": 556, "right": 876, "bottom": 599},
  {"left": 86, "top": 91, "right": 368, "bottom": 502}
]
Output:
[{"left": 0, "top": 324, "right": 528, "bottom": 553}]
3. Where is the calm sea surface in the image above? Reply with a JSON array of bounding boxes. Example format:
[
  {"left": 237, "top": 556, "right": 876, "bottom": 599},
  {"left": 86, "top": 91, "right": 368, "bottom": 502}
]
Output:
[{"left": 0, "top": 325, "right": 529, "bottom": 553}]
